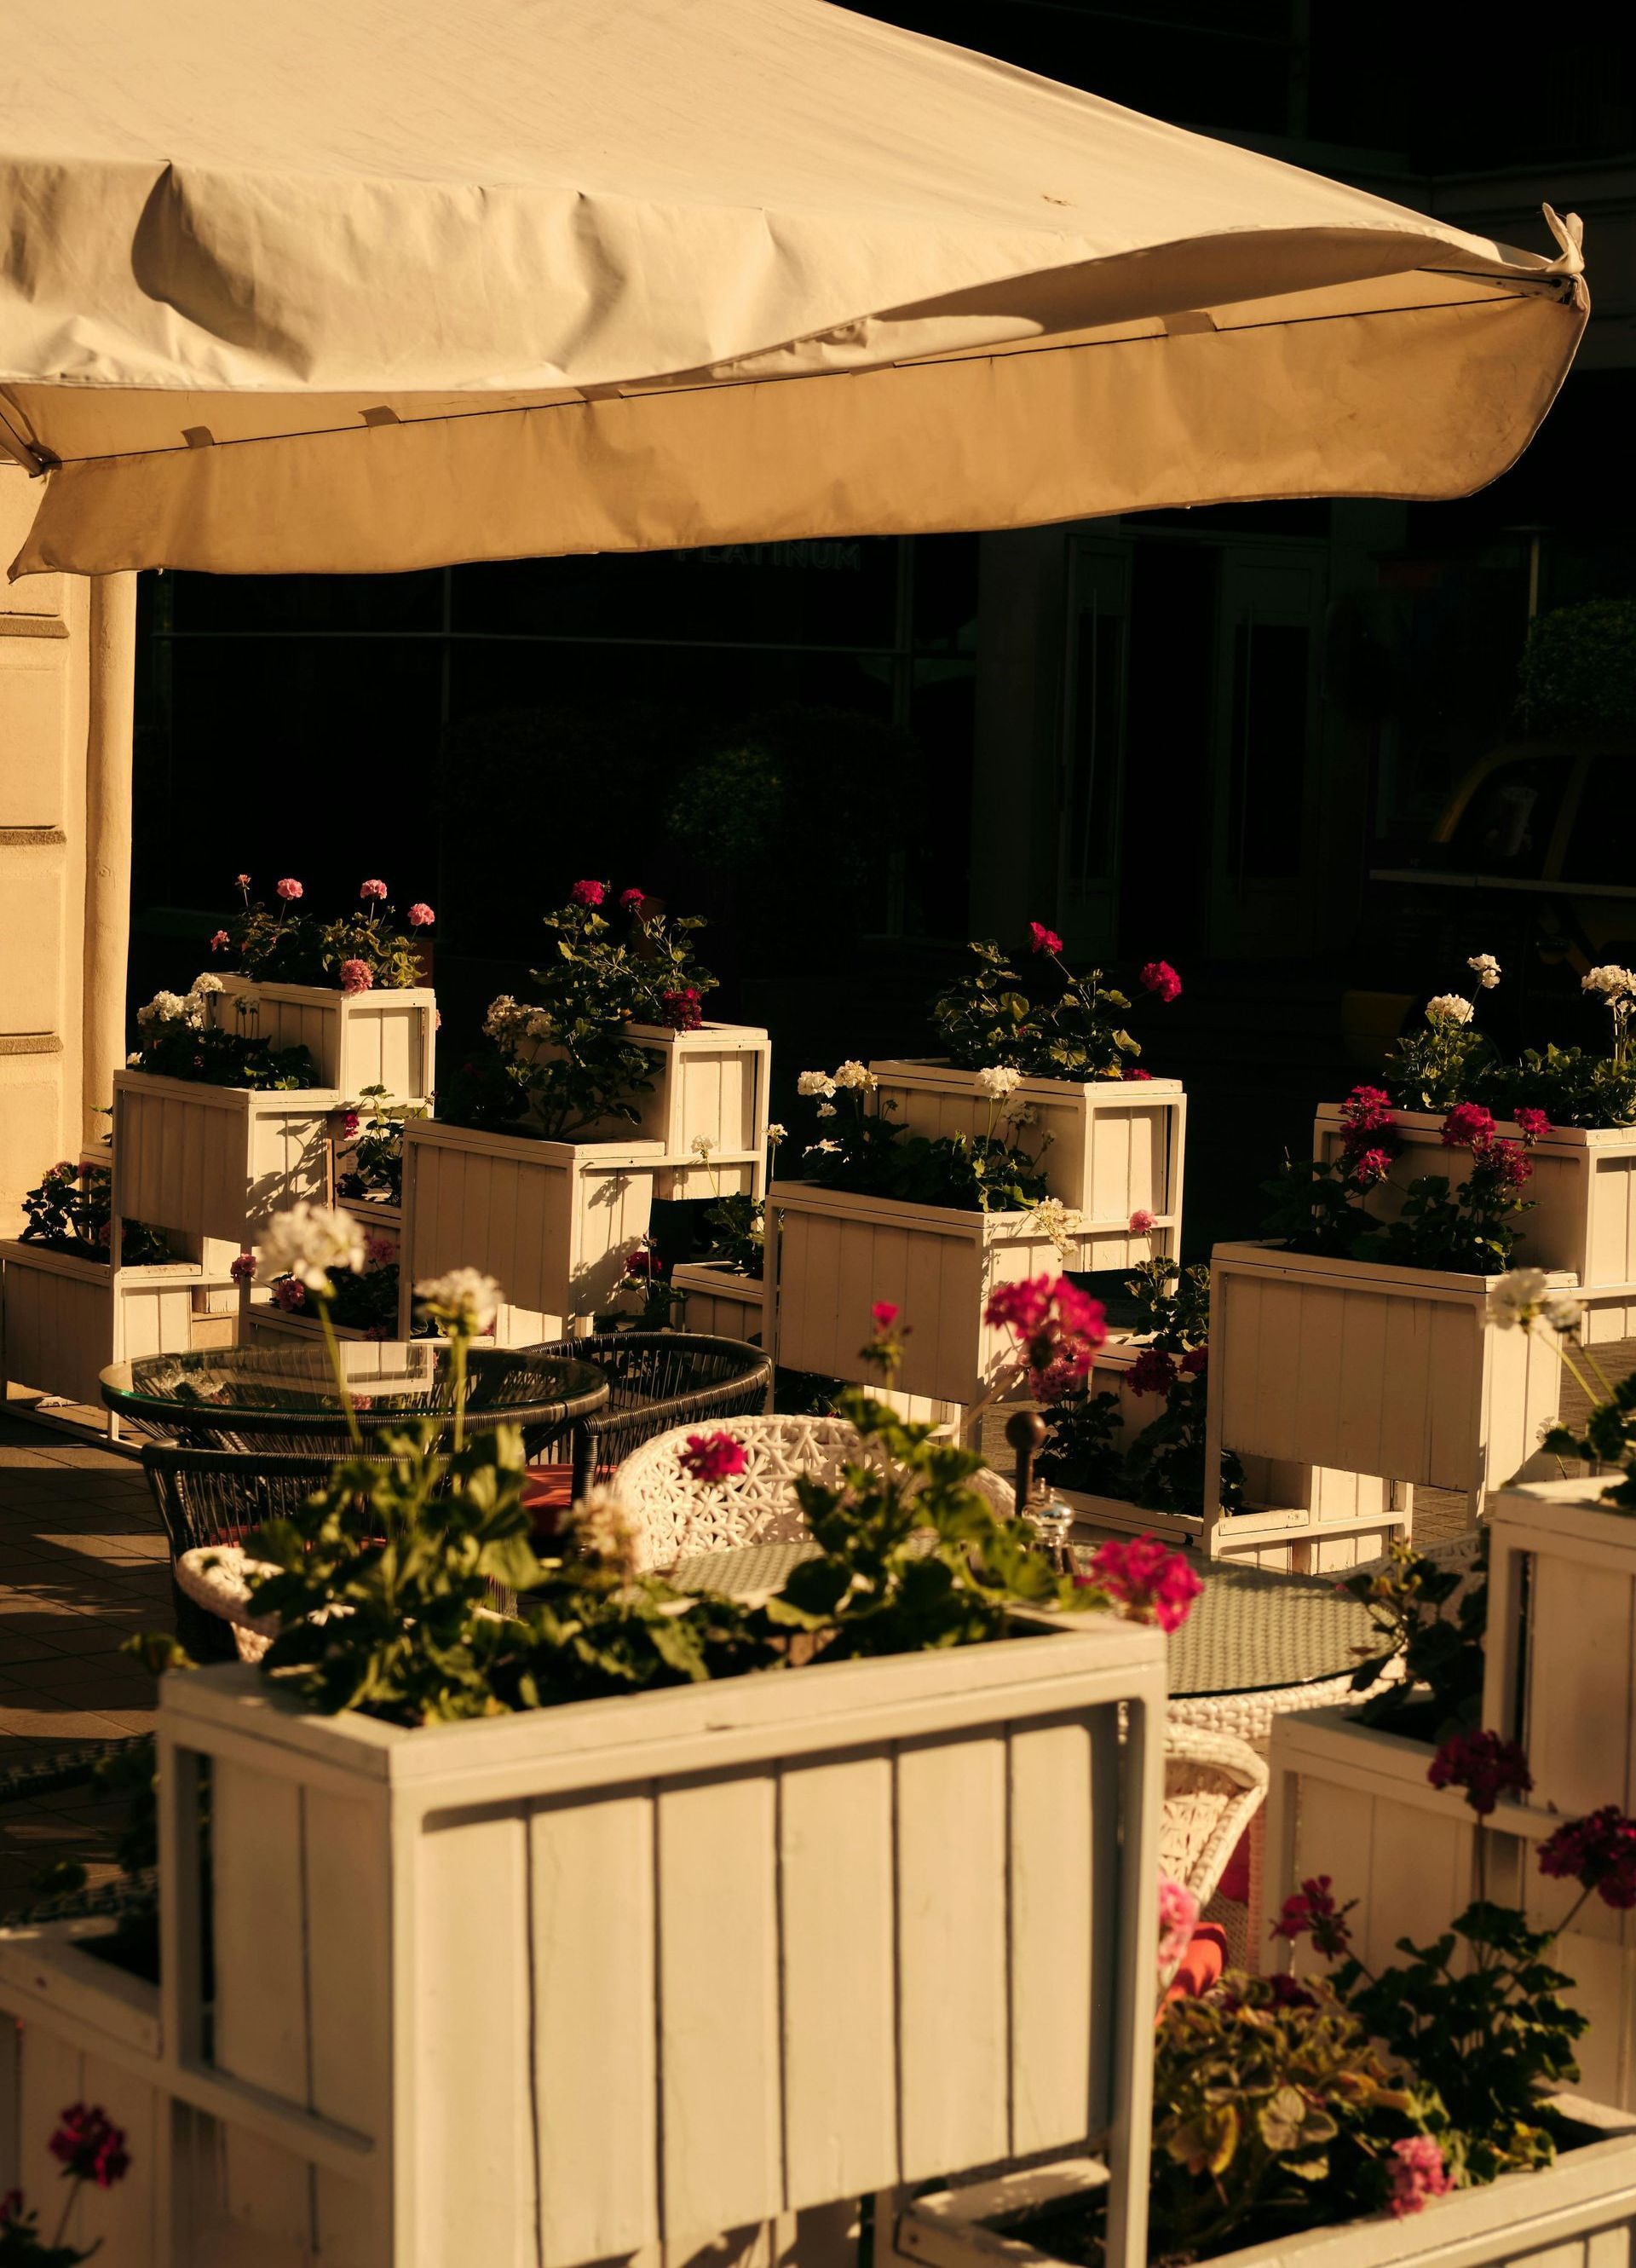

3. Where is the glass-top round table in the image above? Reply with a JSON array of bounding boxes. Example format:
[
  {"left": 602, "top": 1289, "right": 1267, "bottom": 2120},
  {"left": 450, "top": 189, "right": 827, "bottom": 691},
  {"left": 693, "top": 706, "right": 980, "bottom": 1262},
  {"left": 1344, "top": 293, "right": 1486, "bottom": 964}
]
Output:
[{"left": 101, "top": 1341, "right": 609, "bottom": 1451}]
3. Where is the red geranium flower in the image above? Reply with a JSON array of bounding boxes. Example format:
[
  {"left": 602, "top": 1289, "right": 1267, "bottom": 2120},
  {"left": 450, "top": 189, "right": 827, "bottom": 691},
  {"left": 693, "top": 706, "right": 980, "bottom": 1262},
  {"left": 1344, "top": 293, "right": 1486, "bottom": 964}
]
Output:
[
  {"left": 1139, "top": 960, "right": 1182, "bottom": 1003},
  {"left": 1028, "top": 920, "right": 1063, "bottom": 955}
]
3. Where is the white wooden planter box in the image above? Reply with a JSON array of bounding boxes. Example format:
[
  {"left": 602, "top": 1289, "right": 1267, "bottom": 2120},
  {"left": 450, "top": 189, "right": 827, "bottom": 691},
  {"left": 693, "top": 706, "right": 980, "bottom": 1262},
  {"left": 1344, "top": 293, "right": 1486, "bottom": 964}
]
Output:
[
  {"left": 400, "top": 1119, "right": 757, "bottom": 1340},
  {"left": 769, "top": 1180, "right": 1105, "bottom": 1409},
  {"left": 870, "top": 1060, "right": 1184, "bottom": 1262},
  {"left": 1265, "top": 1706, "right": 1636, "bottom": 2109},
  {"left": 339, "top": 1196, "right": 402, "bottom": 1258},
  {"left": 671, "top": 1258, "right": 769, "bottom": 1343},
  {"left": 1209, "top": 1241, "right": 1570, "bottom": 1529},
  {"left": 1483, "top": 1475, "right": 1633, "bottom": 1822},
  {"left": 892, "top": 2099, "right": 1636, "bottom": 2268},
  {"left": 523, "top": 1019, "right": 771, "bottom": 1163},
  {"left": 1316, "top": 1103, "right": 1636, "bottom": 1290},
  {"left": 1050, "top": 1342, "right": 1407, "bottom": 1572},
  {"left": 112, "top": 1071, "right": 340, "bottom": 1249},
  {"left": 246, "top": 1303, "right": 374, "bottom": 1347},
  {"left": 158, "top": 1615, "right": 1167, "bottom": 2268},
  {"left": 0, "top": 1918, "right": 166, "bottom": 2267},
  {"left": 0, "top": 1239, "right": 239, "bottom": 1422},
  {"left": 210, "top": 973, "right": 436, "bottom": 1099}
]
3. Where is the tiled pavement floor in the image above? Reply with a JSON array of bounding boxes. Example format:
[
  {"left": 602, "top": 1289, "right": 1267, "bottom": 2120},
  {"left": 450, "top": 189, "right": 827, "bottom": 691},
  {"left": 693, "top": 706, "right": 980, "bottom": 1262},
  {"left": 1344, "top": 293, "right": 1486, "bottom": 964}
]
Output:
[{"left": 0, "top": 1415, "right": 170, "bottom": 1913}]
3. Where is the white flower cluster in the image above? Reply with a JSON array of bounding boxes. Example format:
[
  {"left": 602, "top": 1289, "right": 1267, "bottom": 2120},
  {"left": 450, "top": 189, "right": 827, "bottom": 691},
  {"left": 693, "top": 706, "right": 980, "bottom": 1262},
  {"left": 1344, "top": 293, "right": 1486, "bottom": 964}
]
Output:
[
  {"left": 1489, "top": 1267, "right": 1582, "bottom": 1334},
  {"left": 1029, "top": 1197, "right": 1082, "bottom": 1259},
  {"left": 1466, "top": 953, "right": 1501, "bottom": 990},
  {"left": 414, "top": 1267, "right": 503, "bottom": 1335},
  {"left": 482, "top": 995, "right": 542, "bottom": 1049},
  {"left": 765, "top": 1122, "right": 788, "bottom": 1146},
  {"left": 691, "top": 1134, "right": 716, "bottom": 1160},
  {"left": 975, "top": 1065, "right": 1022, "bottom": 1099},
  {"left": 571, "top": 1484, "right": 642, "bottom": 1574},
  {"left": 135, "top": 987, "right": 204, "bottom": 1032},
  {"left": 256, "top": 1203, "right": 366, "bottom": 1291},
  {"left": 796, "top": 1070, "right": 835, "bottom": 1098},
  {"left": 1425, "top": 994, "right": 1475, "bottom": 1028},
  {"left": 191, "top": 971, "right": 225, "bottom": 996},
  {"left": 1583, "top": 965, "right": 1636, "bottom": 1003},
  {"left": 832, "top": 1060, "right": 876, "bottom": 1092}
]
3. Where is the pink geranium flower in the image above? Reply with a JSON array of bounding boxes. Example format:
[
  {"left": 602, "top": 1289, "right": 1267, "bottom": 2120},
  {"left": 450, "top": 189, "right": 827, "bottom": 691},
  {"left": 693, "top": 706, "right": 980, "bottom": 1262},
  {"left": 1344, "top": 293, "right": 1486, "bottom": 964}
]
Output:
[
  {"left": 230, "top": 1251, "right": 255, "bottom": 1284},
  {"left": 1123, "top": 1066, "right": 1153, "bottom": 1081},
  {"left": 1157, "top": 1874, "right": 1200, "bottom": 1975},
  {"left": 359, "top": 879, "right": 388, "bottom": 902},
  {"left": 871, "top": 1301, "right": 900, "bottom": 1330},
  {"left": 339, "top": 959, "right": 373, "bottom": 995},
  {"left": 1387, "top": 2136, "right": 1453, "bottom": 2219},
  {"left": 985, "top": 1274, "right": 1107, "bottom": 1399},
  {"left": 661, "top": 986, "right": 703, "bottom": 1032},
  {"left": 1081, "top": 1534, "right": 1201, "bottom": 1633},
  {"left": 1140, "top": 959, "right": 1182, "bottom": 1003},
  {"left": 570, "top": 879, "right": 606, "bottom": 907},
  {"left": 1538, "top": 1804, "right": 1636, "bottom": 1908},
  {"left": 1350, "top": 1146, "right": 1393, "bottom": 1190},
  {"left": 49, "top": 2103, "right": 130, "bottom": 2191},
  {"left": 1126, "top": 1347, "right": 1178, "bottom": 1398},
  {"left": 275, "top": 877, "right": 302, "bottom": 902},
  {"left": 234, "top": 873, "right": 252, "bottom": 889},
  {"left": 407, "top": 902, "right": 435, "bottom": 927},
  {"left": 619, "top": 886, "right": 646, "bottom": 909},
  {"left": 210, "top": 928, "right": 230, "bottom": 951},
  {"left": 678, "top": 1429, "right": 748, "bottom": 1484},
  {"left": 1129, "top": 1208, "right": 1156, "bottom": 1234},
  {"left": 1028, "top": 920, "right": 1063, "bottom": 955},
  {"left": 273, "top": 1278, "right": 307, "bottom": 1311}
]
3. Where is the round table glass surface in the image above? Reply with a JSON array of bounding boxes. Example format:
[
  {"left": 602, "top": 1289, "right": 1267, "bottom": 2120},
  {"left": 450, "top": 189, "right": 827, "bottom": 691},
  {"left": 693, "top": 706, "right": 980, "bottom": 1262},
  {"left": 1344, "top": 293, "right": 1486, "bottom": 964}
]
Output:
[{"left": 100, "top": 1342, "right": 609, "bottom": 1427}]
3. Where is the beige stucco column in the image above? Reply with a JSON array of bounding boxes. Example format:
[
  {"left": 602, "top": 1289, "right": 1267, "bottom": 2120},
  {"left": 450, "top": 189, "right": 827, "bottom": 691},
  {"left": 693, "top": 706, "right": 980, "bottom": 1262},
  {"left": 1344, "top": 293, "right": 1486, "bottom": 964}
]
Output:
[{"left": 81, "top": 572, "right": 137, "bottom": 1146}]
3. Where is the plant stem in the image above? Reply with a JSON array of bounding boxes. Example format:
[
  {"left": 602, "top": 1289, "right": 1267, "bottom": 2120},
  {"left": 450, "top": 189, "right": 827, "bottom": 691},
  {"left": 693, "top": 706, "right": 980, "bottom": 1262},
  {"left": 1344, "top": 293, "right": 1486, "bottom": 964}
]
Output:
[
  {"left": 317, "top": 1289, "right": 362, "bottom": 1451},
  {"left": 451, "top": 1325, "right": 469, "bottom": 1457}
]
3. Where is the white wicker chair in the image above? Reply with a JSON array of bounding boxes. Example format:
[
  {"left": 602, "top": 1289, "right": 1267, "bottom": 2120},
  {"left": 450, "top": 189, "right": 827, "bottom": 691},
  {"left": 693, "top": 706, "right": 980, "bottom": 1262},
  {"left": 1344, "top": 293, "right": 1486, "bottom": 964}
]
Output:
[{"left": 614, "top": 1413, "right": 1017, "bottom": 1573}]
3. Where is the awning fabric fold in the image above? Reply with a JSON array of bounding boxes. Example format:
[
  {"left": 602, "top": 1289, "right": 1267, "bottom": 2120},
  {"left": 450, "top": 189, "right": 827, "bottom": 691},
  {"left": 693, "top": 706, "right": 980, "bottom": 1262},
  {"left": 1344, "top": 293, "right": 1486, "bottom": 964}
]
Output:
[{"left": 0, "top": 0, "right": 1588, "bottom": 576}]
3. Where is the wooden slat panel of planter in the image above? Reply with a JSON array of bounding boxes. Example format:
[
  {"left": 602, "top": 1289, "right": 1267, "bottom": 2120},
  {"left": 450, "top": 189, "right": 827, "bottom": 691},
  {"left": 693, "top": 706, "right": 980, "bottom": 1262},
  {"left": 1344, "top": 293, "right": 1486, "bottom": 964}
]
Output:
[
  {"left": 1211, "top": 1242, "right": 1570, "bottom": 1508},
  {"left": 170, "top": 1616, "right": 1165, "bottom": 2266},
  {"left": 671, "top": 1261, "right": 767, "bottom": 1342},
  {"left": 112, "top": 1071, "right": 338, "bottom": 1247},
  {"left": 400, "top": 1120, "right": 666, "bottom": 1325}
]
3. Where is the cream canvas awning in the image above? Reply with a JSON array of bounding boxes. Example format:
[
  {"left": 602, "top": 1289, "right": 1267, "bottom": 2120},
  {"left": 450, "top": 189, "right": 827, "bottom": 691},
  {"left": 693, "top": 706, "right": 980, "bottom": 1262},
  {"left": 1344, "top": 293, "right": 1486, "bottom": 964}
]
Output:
[{"left": 0, "top": 0, "right": 1588, "bottom": 577}]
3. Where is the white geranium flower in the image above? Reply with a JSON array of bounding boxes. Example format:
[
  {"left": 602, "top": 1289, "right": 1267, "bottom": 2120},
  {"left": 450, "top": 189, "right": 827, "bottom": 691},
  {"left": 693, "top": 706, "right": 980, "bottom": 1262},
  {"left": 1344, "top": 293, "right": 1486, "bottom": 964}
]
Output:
[
  {"left": 135, "top": 990, "right": 189, "bottom": 1030},
  {"left": 524, "top": 1012, "right": 554, "bottom": 1041},
  {"left": 571, "top": 1484, "right": 641, "bottom": 1575},
  {"left": 691, "top": 1134, "right": 716, "bottom": 1159},
  {"left": 832, "top": 1059, "right": 876, "bottom": 1091},
  {"left": 1426, "top": 994, "right": 1475, "bottom": 1028},
  {"left": 125, "top": 1049, "right": 141, "bottom": 1066},
  {"left": 257, "top": 1203, "right": 366, "bottom": 1292},
  {"left": 1488, "top": 1267, "right": 1552, "bottom": 1330},
  {"left": 414, "top": 1267, "right": 503, "bottom": 1335},
  {"left": 765, "top": 1123, "right": 788, "bottom": 1146},
  {"left": 975, "top": 1065, "right": 1022, "bottom": 1099},
  {"left": 189, "top": 971, "right": 225, "bottom": 996},
  {"left": 1466, "top": 953, "right": 1501, "bottom": 990},
  {"left": 816, "top": 1100, "right": 837, "bottom": 1118},
  {"left": 1030, "top": 1197, "right": 1081, "bottom": 1259},
  {"left": 1584, "top": 965, "right": 1636, "bottom": 1001},
  {"left": 805, "top": 1139, "right": 841, "bottom": 1155},
  {"left": 796, "top": 1071, "right": 836, "bottom": 1098},
  {"left": 1541, "top": 1287, "right": 1585, "bottom": 1334}
]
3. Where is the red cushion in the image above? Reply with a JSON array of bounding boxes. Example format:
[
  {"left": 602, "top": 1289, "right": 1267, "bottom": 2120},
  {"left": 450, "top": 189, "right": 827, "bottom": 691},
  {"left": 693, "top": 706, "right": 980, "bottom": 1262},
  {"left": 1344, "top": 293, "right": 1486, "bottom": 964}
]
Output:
[
  {"left": 522, "top": 1463, "right": 575, "bottom": 1537},
  {"left": 1162, "top": 1922, "right": 1228, "bottom": 2007}
]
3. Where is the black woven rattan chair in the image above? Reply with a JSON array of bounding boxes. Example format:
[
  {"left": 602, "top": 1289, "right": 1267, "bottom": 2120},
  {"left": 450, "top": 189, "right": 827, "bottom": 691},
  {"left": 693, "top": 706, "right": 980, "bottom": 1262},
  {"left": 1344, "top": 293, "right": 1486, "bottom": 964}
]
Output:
[
  {"left": 140, "top": 1443, "right": 342, "bottom": 1662},
  {"left": 527, "top": 1332, "right": 773, "bottom": 1499}
]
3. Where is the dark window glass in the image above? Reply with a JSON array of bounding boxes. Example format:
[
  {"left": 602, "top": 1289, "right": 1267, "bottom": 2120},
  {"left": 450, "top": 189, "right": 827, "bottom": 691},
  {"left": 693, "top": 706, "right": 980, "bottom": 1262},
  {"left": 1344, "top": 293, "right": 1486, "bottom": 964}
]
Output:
[
  {"left": 1443, "top": 757, "right": 1569, "bottom": 880},
  {"left": 1227, "top": 620, "right": 1309, "bottom": 880},
  {"left": 1561, "top": 756, "right": 1636, "bottom": 888},
  {"left": 1066, "top": 602, "right": 1126, "bottom": 888}
]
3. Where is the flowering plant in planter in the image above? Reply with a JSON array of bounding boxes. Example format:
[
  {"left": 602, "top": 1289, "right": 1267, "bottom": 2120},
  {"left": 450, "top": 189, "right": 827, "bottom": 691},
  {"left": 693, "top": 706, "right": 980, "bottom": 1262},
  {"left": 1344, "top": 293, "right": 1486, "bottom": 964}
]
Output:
[
  {"left": 930, "top": 921, "right": 1181, "bottom": 1080},
  {"left": 1034, "top": 1261, "right": 1246, "bottom": 1516},
  {"left": 268, "top": 1226, "right": 400, "bottom": 1337},
  {"left": 1386, "top": 950, "right": 1636, "bottom": 1127},
  {"left": 18, "top": 1160, "right": 171, "bottom": 1266},
  {"left": 792, "top": 1060, "right": 1051, "bottom": 1213},
  {"left": 450, "top": 881, "right": 719, "bottom": 1140},
  {"left": 1272, "top": 1733, "right": 1636, "bottom": 2188},
  {"left": 228, "top": 1260, "right": 1181, "bottom": 1724},
  {"left": 1265, "top": 1084, "right": 1543, "bottom": 1274},
  {"left": 0, "top": 2102, "right": 133, "bottom": 2264},
  {"left": 214, "top": 874, "right": 434, "bottom": 990},
  {"left": 129, "top": 976, "right": 318, "bottom": 1090}
]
